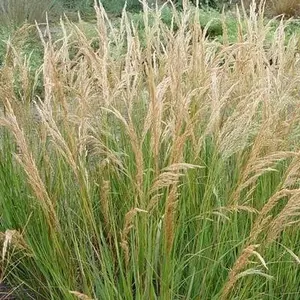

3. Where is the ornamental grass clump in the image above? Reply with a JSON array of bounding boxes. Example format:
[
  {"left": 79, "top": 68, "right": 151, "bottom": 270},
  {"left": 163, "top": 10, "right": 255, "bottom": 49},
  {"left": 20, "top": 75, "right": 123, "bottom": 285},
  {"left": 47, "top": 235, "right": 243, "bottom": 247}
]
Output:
[{"left": 0, "top": 1, "right": 300, "bottom": 299}]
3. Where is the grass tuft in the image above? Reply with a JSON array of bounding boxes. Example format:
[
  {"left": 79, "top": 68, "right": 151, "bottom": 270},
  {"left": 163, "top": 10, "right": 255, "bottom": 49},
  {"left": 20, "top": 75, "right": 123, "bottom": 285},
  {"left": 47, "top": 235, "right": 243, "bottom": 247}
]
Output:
[{"left": 0, "top": 2, "right": 300, "bottom": 299}]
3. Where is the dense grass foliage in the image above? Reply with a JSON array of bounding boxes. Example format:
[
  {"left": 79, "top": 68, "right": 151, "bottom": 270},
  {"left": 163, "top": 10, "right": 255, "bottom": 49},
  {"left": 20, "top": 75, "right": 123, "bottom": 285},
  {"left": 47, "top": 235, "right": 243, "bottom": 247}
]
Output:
[{"left": 1, "top": 3, "right": 300, "bottom": 300}]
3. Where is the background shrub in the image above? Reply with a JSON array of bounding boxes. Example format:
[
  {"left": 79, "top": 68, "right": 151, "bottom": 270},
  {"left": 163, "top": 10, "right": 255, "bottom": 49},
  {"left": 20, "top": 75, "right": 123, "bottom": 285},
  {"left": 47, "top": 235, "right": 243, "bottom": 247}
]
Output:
[
  {"left": 100, "top": 0, "right": 142, "bottom": 14},
  {"left": 0, "top": 0, "right": 56, "bottom": 26},
  {"left": 0, "top": 0, "right": 234, "bottom": 27},
  {"left": 60, "top": 0, "right": 94, "bottom": 15}
]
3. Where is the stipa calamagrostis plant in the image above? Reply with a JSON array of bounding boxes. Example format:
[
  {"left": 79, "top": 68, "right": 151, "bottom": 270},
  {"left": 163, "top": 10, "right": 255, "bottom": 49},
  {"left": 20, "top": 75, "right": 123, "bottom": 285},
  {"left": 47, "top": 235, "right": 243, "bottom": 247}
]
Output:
[
  {"left": 1, "top": 230, "right": 31, "bottom": 262},
  {"left": 0, "top": 101, "right": 59, "bottom": 231},
  {"left": 267, "top": 189, "right": 300, "bottom": 242},
  {"left": 0, "top": 229, "right": 32, "bottom": 296},
  {"left": 69, "top": 290, "right": 95, "bottom": 300},
  {"left": 120, "top": 207, "right": 148, "bottom": 267},
  {"left": 0, "top": 1, "right": 300, "bottom": 299},
  {"left": 220, "top": 244, "right": 271, "bottom": 300}
]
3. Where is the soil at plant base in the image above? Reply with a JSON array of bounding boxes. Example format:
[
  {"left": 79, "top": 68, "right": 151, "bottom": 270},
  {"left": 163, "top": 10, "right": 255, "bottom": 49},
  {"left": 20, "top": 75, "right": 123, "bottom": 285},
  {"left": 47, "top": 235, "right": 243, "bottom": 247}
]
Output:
[{"left": 0, "top": 282, "right": 15, "bottom": 300}]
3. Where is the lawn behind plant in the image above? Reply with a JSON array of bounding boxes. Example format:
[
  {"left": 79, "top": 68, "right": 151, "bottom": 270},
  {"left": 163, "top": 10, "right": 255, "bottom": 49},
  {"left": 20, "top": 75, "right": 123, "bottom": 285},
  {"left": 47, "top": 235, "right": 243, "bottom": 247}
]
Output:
[{"left": 0, "top": 2, "right": 300, "bottom": 299}]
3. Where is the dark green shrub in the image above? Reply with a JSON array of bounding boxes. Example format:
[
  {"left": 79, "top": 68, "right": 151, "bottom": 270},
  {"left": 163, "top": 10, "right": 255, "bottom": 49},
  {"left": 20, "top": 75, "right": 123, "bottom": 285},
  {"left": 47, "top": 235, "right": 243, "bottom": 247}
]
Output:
[
  {"left": 0, "top": 0, "right": 56, "bottom": 27},
  {"left": 60, "top": 0, "right": 94, "bottom": 13},
  {"left": 100, "top": 0, "right": 142, "bottom": 15},
  {"left": 99, "top": 1, "right": 233, "bottom": 15}
]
